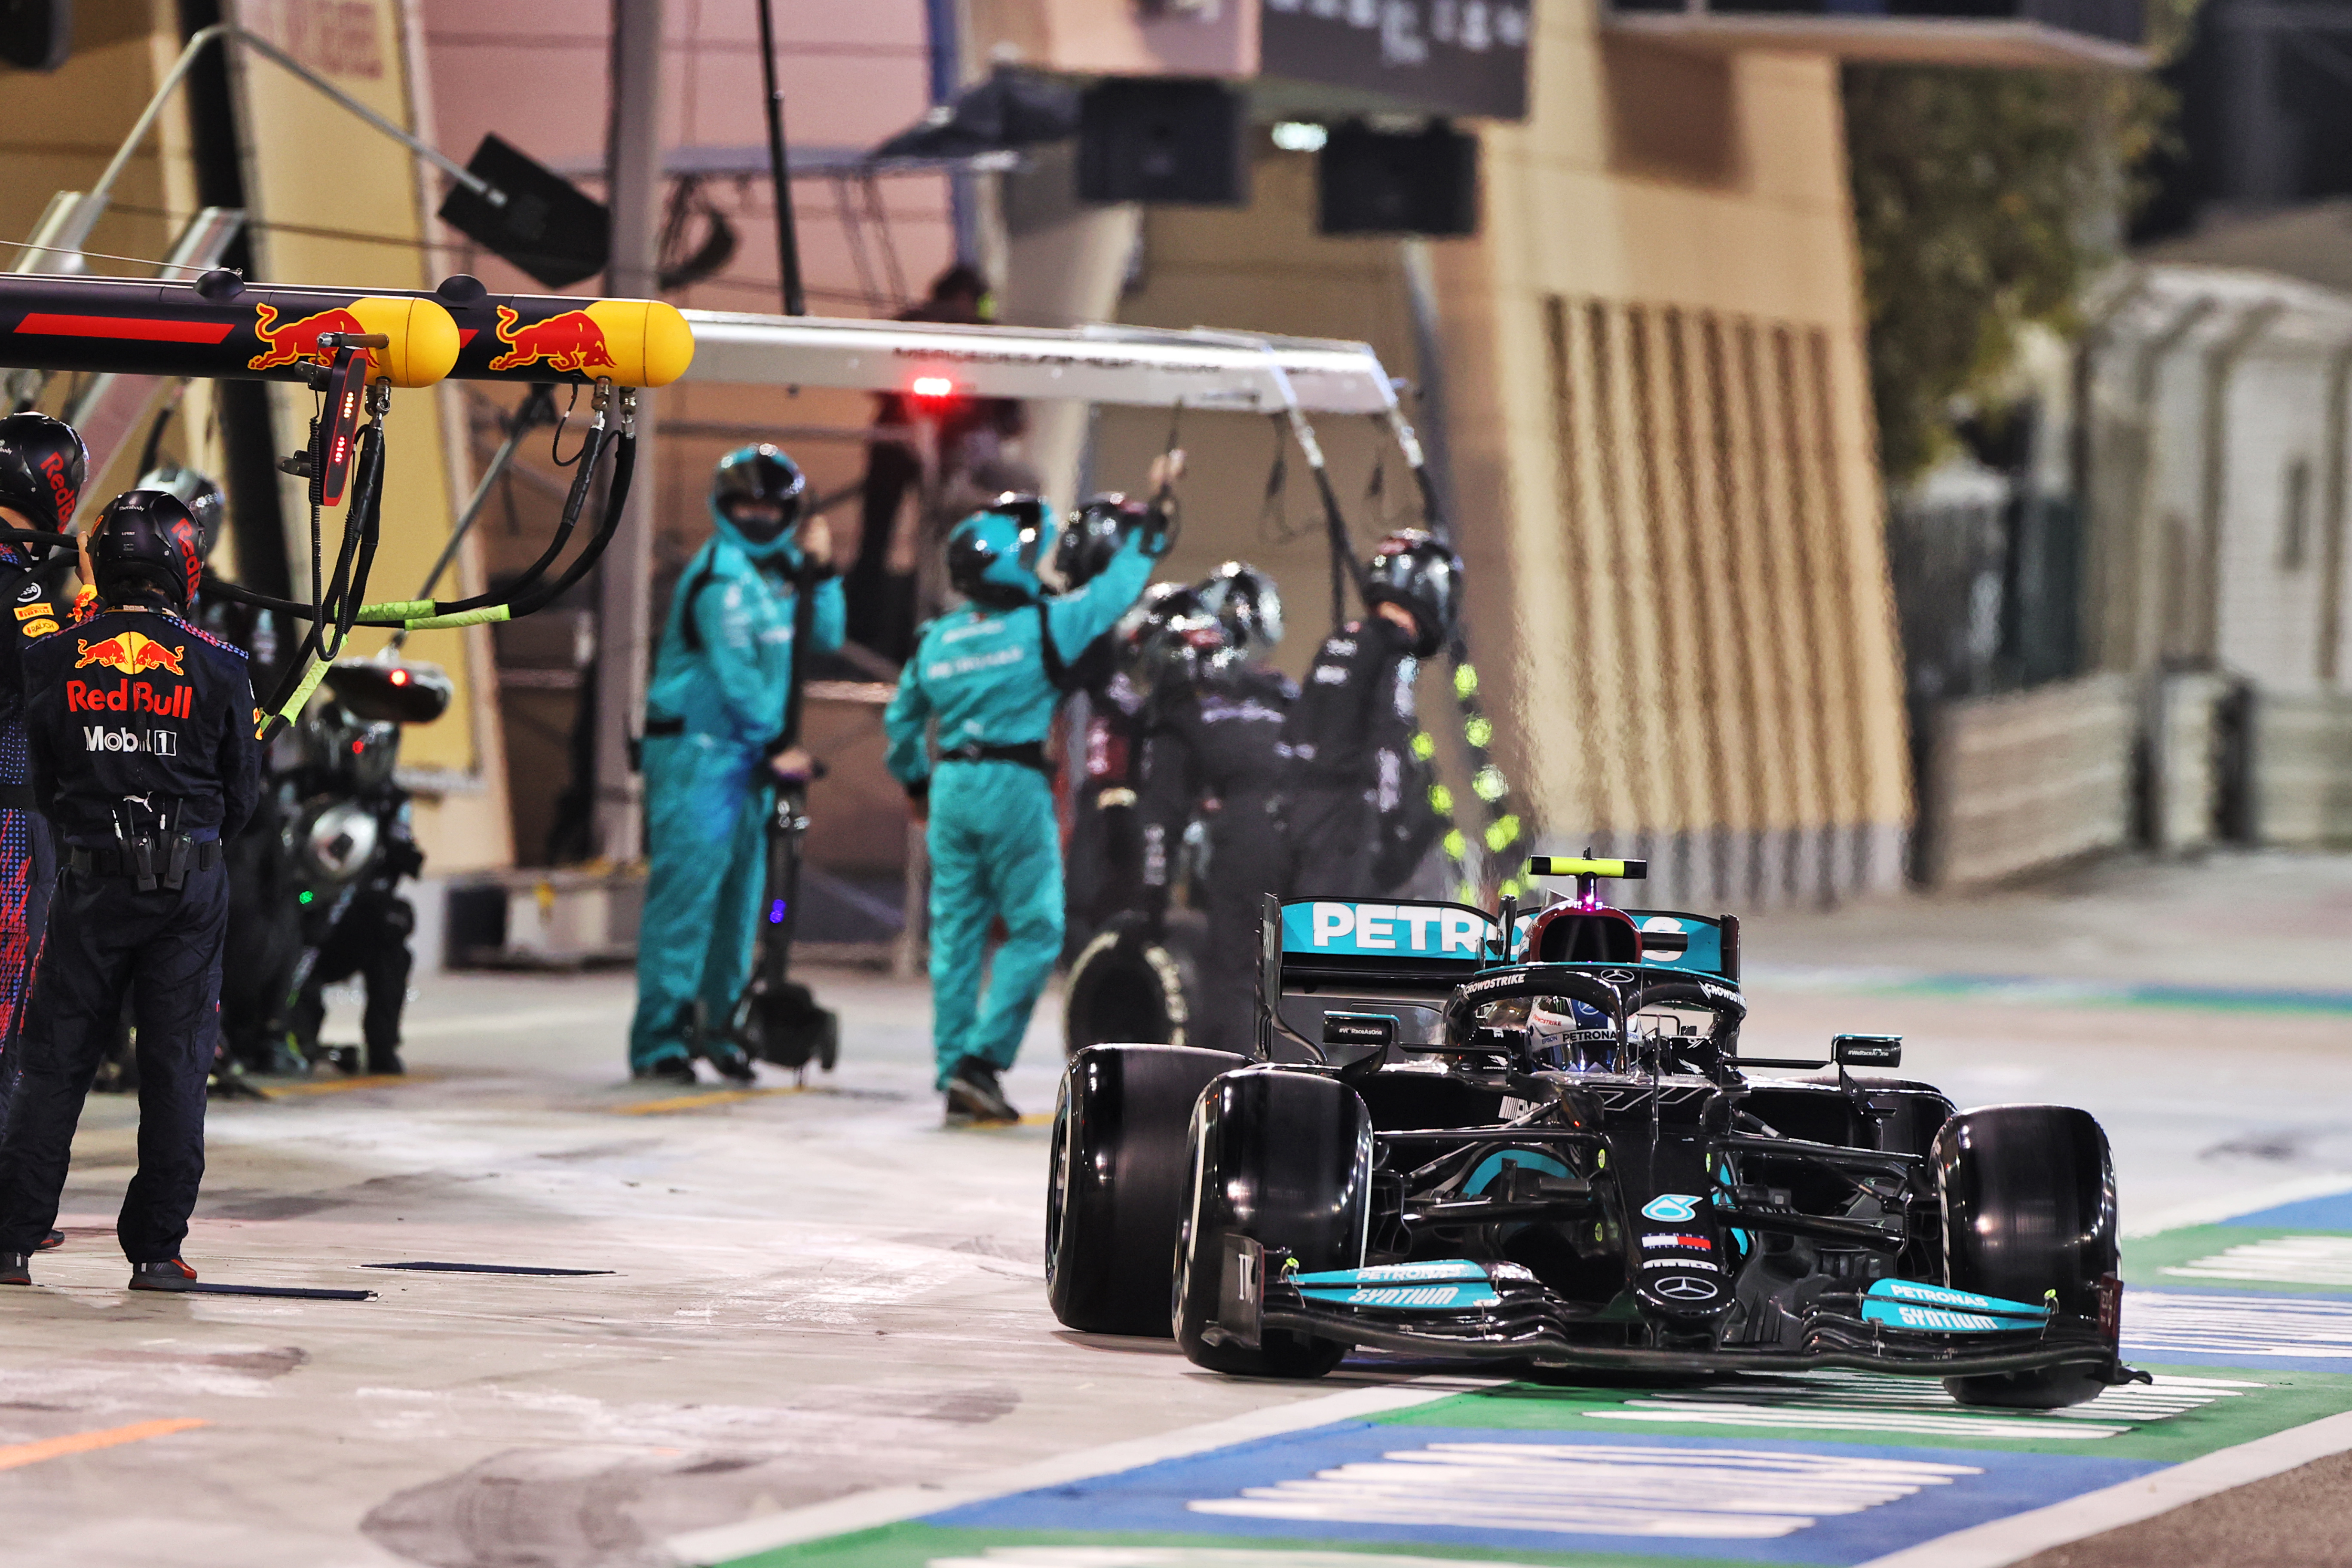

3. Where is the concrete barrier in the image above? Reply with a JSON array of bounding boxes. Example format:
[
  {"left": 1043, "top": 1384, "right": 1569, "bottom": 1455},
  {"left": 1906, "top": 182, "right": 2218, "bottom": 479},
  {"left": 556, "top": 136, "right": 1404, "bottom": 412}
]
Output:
[
  {"left": 2253, "top": 691, "right": 2352, "bottom": 846},
  {"left": 1921, "top": 673, "right": 2135, "bottom": 888}
]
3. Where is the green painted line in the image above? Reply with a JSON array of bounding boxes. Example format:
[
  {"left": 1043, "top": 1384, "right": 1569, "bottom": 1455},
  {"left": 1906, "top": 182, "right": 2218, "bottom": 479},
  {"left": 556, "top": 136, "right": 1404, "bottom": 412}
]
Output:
[
  {"left": 716, "top": 1522, "right": 1751, "bottom": 1568},
  {"left": 1749, "top": 968, "right": 2352, "bottom": 1019},
  {"left": 2126, "top": 1226, "right": 2352, "bottom": 1296},
  {"left": 1370, "top": 1365, "right": 2352, "bottom": 1462}
]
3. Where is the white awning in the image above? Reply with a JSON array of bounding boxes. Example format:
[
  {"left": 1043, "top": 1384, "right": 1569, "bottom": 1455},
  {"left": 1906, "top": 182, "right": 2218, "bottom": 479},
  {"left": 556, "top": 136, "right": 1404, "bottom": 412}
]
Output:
[{"left": 675, "top": 310, "right": 1399, "bottom": 415}]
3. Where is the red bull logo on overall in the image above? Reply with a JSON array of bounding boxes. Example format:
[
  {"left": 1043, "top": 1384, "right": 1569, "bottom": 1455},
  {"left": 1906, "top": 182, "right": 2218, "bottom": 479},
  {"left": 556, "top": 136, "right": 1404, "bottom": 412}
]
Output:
[
  {"left": 75, "top": 630, "right": 185, "bottom": 677},
  {"left": 485, "top": 305, "right": 618, "bottom": 375},
  {"left": 248, "top": 303, "right": 369, "bottom": 373},
  {"left": 66, "top": 677, "right": 190, "bottom": 719}
]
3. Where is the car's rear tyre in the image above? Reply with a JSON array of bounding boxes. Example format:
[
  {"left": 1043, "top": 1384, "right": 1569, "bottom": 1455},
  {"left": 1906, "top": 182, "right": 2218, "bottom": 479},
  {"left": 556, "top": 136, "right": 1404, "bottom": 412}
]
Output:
[
  {"left": 1047, "top": 1044, "right": 1247, "bottom": 1335},
  {"left": 1062, "top": 915, "right": 1204, "bottom": 1057},
  {"left": 1173, "top": 1066, "right": 1371, "bottom": 1378},
  {"left": 1936, "top": 1104, "right": 2119, "bottom": 1409}
]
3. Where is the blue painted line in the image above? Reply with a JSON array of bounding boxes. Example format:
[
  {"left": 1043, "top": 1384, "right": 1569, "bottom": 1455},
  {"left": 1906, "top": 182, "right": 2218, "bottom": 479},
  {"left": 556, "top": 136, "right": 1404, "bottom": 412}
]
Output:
[
  {"left": 925, "top": 1422, "right": 2159, "bottom": 1566},
  {"left": 2221, "top": 1193, "right": 2352, "bottom": 1230}
]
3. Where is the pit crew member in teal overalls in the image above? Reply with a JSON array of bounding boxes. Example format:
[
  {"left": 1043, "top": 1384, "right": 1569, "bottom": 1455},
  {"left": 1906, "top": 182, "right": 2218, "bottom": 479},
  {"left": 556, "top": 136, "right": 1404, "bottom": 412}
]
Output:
[
  {"left": 885, "top": 464, "right": 1176, "bottom": 1122},
  {"left": 629, "top": 445, "right": 843, "bottom": 1084}
]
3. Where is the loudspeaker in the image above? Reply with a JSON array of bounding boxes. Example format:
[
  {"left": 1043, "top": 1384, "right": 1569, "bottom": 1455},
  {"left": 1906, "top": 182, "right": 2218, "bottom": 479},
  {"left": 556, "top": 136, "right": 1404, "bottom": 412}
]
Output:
[
  {"left": 1317, "top": 121, "right": 1479, "bottom": 237},
  {"left": 0, "top": 0, "right": 70, "bottom": 71},
  {"left": 438, "top": 134, "right": 610, "bottom": 291},
  {"left": 1078, "top": 78, "right": 1247, "bottom": 207}
]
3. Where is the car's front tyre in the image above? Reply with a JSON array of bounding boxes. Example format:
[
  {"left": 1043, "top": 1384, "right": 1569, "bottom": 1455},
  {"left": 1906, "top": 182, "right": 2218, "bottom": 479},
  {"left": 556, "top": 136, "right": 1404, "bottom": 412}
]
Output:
[
  {"left": 1047, "top": 1044, "right": 1246, "bottom": 1335},
  {"left": 1935, "top": 1103, "right": 2120, "bottom": 1409},
  {"left": 1173, "top": 1066, "right": 1371, "bottom": 1378}
]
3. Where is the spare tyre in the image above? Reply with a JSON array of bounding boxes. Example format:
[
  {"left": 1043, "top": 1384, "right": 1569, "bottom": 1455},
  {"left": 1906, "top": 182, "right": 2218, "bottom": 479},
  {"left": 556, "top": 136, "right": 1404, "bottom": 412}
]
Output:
[
  {"left": 1062, "top": 912, "right": 1204, "bottom": 1056},
  {"left": 1936, "top": 1103, "right": 2120, "bottom": 1409},
  {"left": 1047, "top": 1043, "right": 1247, "bottom": 1335}
]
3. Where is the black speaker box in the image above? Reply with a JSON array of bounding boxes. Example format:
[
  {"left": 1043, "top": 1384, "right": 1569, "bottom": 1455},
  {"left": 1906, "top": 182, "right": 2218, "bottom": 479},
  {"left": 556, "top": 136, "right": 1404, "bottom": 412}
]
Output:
[
  {"left": 1318, "top": 121, "right": 1479, "bottom": 237},
  {"left": 438, "top": 134, "right": 610, "bottom": 291},
  {"left": 1078, "top": 78, "right": 1248, "bottom": 206},
  {"left": 0, "top": 0, "right": 71, "bottom": 70}
]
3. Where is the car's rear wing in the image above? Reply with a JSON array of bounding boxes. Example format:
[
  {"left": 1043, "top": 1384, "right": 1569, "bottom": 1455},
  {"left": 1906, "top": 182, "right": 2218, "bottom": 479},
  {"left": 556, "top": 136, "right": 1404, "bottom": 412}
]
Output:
[{"left": 1256, "top": 895, "right": 1739, "bottom": 1059}]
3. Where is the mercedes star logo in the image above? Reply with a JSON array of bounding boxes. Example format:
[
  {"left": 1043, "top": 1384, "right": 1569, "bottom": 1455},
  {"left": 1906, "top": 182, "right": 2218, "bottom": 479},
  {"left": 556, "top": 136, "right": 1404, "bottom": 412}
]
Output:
[{"left": 1654, "top": 1274, "right": 1720, "bottom": 1302}]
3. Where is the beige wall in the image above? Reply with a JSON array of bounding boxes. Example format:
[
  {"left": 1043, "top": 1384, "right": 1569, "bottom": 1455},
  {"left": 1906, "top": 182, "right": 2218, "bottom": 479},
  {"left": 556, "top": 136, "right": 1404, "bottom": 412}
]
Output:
[{"left": 1101, "top": 0, "right": 1909, "bottom": 909}]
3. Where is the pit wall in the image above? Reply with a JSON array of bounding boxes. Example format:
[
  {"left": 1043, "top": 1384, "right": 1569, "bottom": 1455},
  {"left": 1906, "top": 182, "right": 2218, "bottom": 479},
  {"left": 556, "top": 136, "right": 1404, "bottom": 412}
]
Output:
[{"left": 1096, "top": 3, "right": 1911, "bottom": 912}]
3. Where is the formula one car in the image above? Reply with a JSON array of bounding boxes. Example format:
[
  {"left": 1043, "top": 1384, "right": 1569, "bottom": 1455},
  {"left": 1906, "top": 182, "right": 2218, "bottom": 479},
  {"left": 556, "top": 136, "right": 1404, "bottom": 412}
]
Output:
[{"left": 1046, "top": 858, "right": 2139, "bottom": 1409}]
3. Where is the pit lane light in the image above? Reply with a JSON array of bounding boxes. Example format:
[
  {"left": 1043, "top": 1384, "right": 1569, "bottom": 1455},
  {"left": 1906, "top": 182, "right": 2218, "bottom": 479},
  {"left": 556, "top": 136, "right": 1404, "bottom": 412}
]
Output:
[{"left": 910, "top": 375, "right": 956, "bottom": 399}]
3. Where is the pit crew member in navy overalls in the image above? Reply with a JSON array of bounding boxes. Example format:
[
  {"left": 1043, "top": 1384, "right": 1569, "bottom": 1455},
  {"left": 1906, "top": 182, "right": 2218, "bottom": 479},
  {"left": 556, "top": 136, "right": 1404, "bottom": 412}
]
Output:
[
  {"left": 0, "top": 414, "right": 85, "bottom": 1164},
  {"left": 630, "top": 445, "right": 845, "bottom": 1084},
  {"left": 885, "top": 474, "right": 1173, "bottom": 1124},
  {"left": 0, "top": 490, "right": 259, "bottom": 1291},
  {"left": 1136, "top": 562, "right": 1294, "bottom": 1056},
  {"left": 1277, "top": 531, "right": 1462, "bottom": 898}
]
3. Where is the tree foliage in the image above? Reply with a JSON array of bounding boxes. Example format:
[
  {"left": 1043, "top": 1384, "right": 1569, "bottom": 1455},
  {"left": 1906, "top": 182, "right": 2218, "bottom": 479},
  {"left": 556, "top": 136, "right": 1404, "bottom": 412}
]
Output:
[{"left": 1844, "top": 24, "right": 2191, "bottom": 482}]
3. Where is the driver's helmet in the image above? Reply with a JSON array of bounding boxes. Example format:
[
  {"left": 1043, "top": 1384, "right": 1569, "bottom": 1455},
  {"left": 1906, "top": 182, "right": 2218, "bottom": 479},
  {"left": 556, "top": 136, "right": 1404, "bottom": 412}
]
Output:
[{"left": 1528, "top": 996, "right": 1620, "bottom": 1073}]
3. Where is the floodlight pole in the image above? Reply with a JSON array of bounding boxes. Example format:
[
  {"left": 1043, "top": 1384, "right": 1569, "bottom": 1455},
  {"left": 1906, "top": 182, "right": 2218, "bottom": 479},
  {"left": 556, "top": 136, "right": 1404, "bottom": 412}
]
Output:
[{"left": 592, "top": 0, "right": 667, "bottom": 865}]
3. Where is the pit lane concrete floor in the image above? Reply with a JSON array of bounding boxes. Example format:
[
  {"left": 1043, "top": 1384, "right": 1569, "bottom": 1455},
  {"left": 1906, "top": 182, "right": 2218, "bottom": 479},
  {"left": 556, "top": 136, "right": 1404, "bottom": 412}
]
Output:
[{"left": 0, "top": 848, "right": 2346, "bottom": 1568}]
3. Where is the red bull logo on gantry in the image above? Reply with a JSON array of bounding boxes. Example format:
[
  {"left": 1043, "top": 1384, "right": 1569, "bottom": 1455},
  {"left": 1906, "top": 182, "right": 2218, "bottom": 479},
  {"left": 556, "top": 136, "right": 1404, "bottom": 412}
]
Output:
[
  {"left": 248, "top": 302, "right": 368, "bottom": 374},
  {"left": 486, "top": 305, "right": 618, "bottom": 375},
  {"left": 74, "top": 630, "right": 185, "bottom": 677}
]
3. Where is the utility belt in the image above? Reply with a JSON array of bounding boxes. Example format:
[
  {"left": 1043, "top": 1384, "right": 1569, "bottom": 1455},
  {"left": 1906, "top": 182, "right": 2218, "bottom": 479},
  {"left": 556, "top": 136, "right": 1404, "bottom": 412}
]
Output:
[
  {"left": 937, "top": 740, "right": 1054, "bottom": 778},
  {"left": 641, "top": 715, "right": 686, "bottom": 738},
  {"left": 68, "top": 836, "right": 220, "bottom": 891}
]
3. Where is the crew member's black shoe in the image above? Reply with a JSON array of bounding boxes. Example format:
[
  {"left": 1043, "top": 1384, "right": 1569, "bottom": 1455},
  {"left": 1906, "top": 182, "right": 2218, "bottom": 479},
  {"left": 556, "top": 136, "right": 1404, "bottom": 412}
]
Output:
[
  {"left": 707, "top": 1042, "right": 759, "bottom": 1085},
  {"left": 632, "top": 1057, "right": 698, "bottom": 1086},
  {"left": 128, "top": 1258, "right": 199, "bottom": 1292},
  {"left": 367, "top": 1045, "right": 404, "bottom": 1077},
  {"left": 945, "top": 1057, "right": 1019, "bottom": 1125},
  {"left": 0, "top": 1253, "right": 29, "bottom": 1286},
  {"left": 37, "top": 1229, "right": 62, "bottom": 1252}
]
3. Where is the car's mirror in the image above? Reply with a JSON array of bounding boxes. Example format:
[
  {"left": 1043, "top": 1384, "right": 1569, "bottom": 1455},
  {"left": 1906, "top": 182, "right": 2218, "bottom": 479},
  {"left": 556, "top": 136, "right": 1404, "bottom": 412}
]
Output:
[
  {"left": 1323, "top": 1011, "right": 1400, "bottom": 1049},
  {"left": 1833, "top": 1034, "right": 1902, "bottom": 1069}
]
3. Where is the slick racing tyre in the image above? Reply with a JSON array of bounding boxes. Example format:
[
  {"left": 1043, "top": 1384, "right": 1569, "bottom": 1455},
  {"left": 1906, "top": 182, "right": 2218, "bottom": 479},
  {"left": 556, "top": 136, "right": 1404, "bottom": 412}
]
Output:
[
  {"left": 1047, "top": 1044, "right": 1248, "bottom": 1335},
  {"left": 1174, "top": 1066, "right": 1371, "bottom": 1378},
  {"left": 1936, "top": 1104, "right": 2120, "bottom": 1409},
  {"left": 1063, "top": 912, "right": 1203, "bottom": 1056}
]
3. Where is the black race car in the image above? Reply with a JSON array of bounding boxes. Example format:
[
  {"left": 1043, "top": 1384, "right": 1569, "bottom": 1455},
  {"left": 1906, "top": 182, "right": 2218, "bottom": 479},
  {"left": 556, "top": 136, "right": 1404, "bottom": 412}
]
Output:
[{"left": 1047, "top": 858, "right": 2142, "bottom": 1409}]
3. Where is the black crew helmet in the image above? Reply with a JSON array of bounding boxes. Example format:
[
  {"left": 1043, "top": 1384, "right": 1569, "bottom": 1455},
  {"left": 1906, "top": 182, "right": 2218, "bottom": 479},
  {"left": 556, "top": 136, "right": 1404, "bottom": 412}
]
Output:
[
  {"left": 88, "top": 490, "right": 204, "bottom": 609},
  {"left": 709, "top": 443, "right": 808, "bottom": 548},
  {"left": 0, "top": 412, "right": 89, "bottom": 535},
  {"left": 946, "top": 493, "right": 1054, "bottom": 608},
  {"left": 1362, "top": 529, "right": 1464, "bottom": 658},
  {"left": 1057, "top": 493, "right": 1147, "bottom": 590},
  {"left": 136, "top": 463, "right": 227, "bottom": 562},
  {"left": 1197, "top": 560, "right": 1283, "bottom": 657}
]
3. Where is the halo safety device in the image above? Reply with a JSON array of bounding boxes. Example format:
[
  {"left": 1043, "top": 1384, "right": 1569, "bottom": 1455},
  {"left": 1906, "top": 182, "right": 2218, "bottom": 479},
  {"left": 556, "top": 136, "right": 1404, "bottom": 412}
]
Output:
[
  {"left": 89, "top": 490, "right": 204, "bottom": 609},
  {"left": 1362, "top": 528, "right": 1464, "bottom": 658},
  {"left": 1057, "top": 493, "right": 1148, "bottom": 590},
  {"left": 709, "top": 444, "right": 807, "bottom": 546},
  {"left": 946, "top": 493, "right": 1053, "bottom": 609},
  {"left": 137, "top": 464, "right": 226, "bottom": 562},
  {"left": 1197, "top": 559, "right": 1283, "bottom": 655},
  {"left": 0, "top": 412, "right": 89, "bottom": 535}
]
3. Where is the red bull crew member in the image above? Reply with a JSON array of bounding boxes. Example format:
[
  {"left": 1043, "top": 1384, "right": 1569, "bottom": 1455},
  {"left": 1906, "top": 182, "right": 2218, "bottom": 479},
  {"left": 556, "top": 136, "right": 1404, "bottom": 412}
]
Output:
[
  {"left": 885, "top": 479, "right": 1173, "bottom": 1124},
  {"left": 629, "top": 446, "right": 844, "bottom": 1084},
  {"left": 0, "top": 490, "right": 259, "bottom": 1290},
  {"left": 0, "top": 414, "right": 85, "bottom": 1155}
]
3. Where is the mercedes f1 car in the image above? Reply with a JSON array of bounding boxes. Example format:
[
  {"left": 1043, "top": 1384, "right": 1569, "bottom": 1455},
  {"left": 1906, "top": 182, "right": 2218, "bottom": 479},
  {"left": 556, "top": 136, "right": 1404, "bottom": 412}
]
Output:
[{"left": 1047, "top": 858, "right": 2141, "bottom": 1409}]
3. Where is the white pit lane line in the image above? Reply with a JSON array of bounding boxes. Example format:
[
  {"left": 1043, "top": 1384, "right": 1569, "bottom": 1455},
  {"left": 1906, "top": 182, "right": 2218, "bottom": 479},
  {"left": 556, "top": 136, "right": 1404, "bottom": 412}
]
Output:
[{"left": 663, "top": 1378, "right": 1504, "bottom": 1568}]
